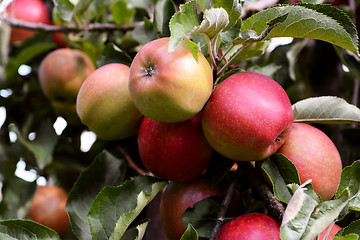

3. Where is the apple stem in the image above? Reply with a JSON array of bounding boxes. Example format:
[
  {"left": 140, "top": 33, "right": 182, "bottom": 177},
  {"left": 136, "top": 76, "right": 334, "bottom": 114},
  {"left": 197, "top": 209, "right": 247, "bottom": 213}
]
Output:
[
  {"left": 118, "top": 148, "right": 148, "bottom": 176},
  {"left": 209, "top": 163, "right": 241, "bottom": 240}
]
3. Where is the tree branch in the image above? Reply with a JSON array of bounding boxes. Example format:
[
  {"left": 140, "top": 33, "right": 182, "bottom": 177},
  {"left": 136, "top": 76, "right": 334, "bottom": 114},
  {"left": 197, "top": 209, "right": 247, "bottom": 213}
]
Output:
[{"left": 0, "top": 15, "right": 143, "bottom": 33}]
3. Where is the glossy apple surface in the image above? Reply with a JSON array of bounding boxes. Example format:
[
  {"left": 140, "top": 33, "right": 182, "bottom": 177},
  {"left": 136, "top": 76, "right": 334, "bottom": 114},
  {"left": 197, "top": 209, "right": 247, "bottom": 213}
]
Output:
[
  {"left": 27, "top": 186, "right": 70, "bottom": 236},
  {"left": 315, "top": 224, "right": 341, "bottom": 240},
  {"left": 160, "top": 177, "right": 224, "bottom": 240},
  {"left": 38, "top": 48, "right": 95, "bottom": 104},
  {"left": 277, "top": 123, "right": 343, "bottom": 201},
  {"left": 202, "top": 71, "right": 293, "bottom": 162},
  {"left": 129, "top": 37, "right": 213, "bottom": 123},
  {"left": 77, "top": 63, "right": 143, "bottom": 140},
  {"left": 138, "top": 113, "right": 213, "bottom": 181},
  {"left": 216, "top": 213, "right": 280, "bottom": 240},
  {"left": 6, "top": 0, "right": 51, "bottom": 44}
]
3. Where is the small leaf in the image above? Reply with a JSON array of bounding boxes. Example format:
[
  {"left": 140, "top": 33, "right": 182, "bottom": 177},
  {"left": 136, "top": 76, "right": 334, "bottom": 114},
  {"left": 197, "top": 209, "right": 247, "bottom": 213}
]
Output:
[
  {"left": 180, "top": 224, "right": 199, "bottom": 240},
  {"left": 66, "top": 151, "right": 126, "bottom": 240},
  {"left": 132, "top": 17, "right": 157, "bottom": 45},
  {"left": 292, "top": 96, "right": 360, "bottom": 124},
  {"left": 88, "top": 175, "right": 167, "bottom": 240},
  {"left": 0, "top": 219, "right": 60, "bottom": 239},
  {"left": 225, "top": 40, "right": 270, "bottom": 64},
  {"left": 112, "top": 0, "right": 136, "bottom": 25},
  {"left": 190, "top": 8, "right": 229, "bottom": 39},
  {"left": 53, "top": 0, "right": 75, "bottom": 21},
  {"left": 169, "top": 1, "right": 200, "bottom": 51},
  {"left": 337, "top": 219, "right": 360, "bottom": 237},
  {"left": 240, "top": 3, "right": 359, "bottom": 53},
  {"left": 262, "top": 154, "right": 300, "bottom": 204},
  {"left": 96, "top": 44, "right": 132, "bottom": 67},
  {"left": 213, "top": 0, "right": 241, "bottom": 31},
  {"left": 121, "top": 221, "right": 149, "bottom": 240},
  {"left": 154, "top": 0, "right": 176, "bottom": 36},
  {"left": 8, "top": 121, "right": 58, "bottom": 169}
]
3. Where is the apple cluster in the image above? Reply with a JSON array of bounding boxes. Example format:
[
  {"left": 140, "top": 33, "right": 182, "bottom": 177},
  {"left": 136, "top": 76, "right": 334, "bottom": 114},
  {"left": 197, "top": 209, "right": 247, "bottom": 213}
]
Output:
[{"left": 34, "top": 35, "right": 344, "bottom": 239}]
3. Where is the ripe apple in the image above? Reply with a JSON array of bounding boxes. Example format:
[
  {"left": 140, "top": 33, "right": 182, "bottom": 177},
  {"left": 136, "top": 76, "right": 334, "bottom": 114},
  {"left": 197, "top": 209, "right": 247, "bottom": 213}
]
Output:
[
  {"left": 277, "top": 123, "right": 343, "bottom": 201},
  {"left": 129, "top": 37, "right": 213, "bottom": 123},
  {"left": 159, "top": 177, "right": 225, "bottom": 240},
  {"left": 76, "top": 63, "right": 143, "bottom": 140},
  {"left": 38, "top": 48, "right": 95, "bottom": 104},
  {"left": 202, "top": 71, "right": 293, "bottom": 162},
  {"left": 138, "top": 112, "right": 213, "bottom": 181},
  {"left": 6, "top": 0, "right": 51, "bottom": 45},
  {"left": 215, "top": 213, "right": 280, "bottom": 240},
  {"left": 27, "top": 185, "right": 70, "bottom": 236},
  {"left": 52, "top": 30, "right": 68, "bottom": 48},
  {"left": 315, "top": 224, "right": 341, "bottom": 240}
]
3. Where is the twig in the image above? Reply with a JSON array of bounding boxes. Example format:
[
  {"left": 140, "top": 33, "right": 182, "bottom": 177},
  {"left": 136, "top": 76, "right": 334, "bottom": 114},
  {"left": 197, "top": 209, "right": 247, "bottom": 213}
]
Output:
[
  {"left": 209, "top": 164, "right": 241, "bottom": 240},
  {"left": 118, "top": 148, "right": 148, "bottom": 176},
  {"left": 0, "top": 15, "right": 144, "bottom": 32}
]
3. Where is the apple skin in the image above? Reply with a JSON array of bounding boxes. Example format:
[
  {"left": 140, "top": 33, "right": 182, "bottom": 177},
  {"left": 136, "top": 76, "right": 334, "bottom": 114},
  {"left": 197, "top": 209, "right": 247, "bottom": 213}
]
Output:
[
  {"left": 315, "top": 224, "right": 341, "bottom": 240},
  {"left": 277, "top": 123, "right": 343, "bottom": 201},
  {"left": 138, "top": 112, "right": 213, "bottom": 181},
  {"left": 76, "top": 63, "right": 143, "bottom": 140},
  {"left": 6, "top": 0, "right": 51, "bottom": 45},
  {"left": 202, "top": 71, "right": 293, "bottom": 162},
  {"left": 160, "top": 177, "right": 224, "bottom": 240},
  {"left": 129, "top": 37, "right": 213, "bottom": 123},
  {"left": 38, "top": 48, "right": 95, "bottom": 104},
  {"left": 27, "top": 186, "right": 70, "bottom": 236},
  {"left": 216, "top": 213, "right": 280, "bottom": 240}
]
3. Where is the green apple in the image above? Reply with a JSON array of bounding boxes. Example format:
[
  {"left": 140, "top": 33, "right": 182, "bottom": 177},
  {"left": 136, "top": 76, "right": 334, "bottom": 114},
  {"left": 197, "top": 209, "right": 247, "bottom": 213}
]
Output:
[
  {"left": 202, "top": 71, "right": 293, "bottom": 162},
  {"left": 76, "top": 63, "right": 143, "bottom": 140},
  {"left": 277, "top": 123, "right": 343, "bottom": 201},
  {"left": 129, "top": 37, "right": 213, "bottom": 123}
]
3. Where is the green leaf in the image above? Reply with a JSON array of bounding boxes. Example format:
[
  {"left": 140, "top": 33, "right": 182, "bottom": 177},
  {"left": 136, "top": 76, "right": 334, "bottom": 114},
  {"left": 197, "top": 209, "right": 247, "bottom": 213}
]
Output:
[
  {"left": 196, "top": 0, "right": 213, "bottom": 11},
  {"left": 190, "top": 8, "right": 229, "bottom": 39},
  {"left": 334, "top": 235, "right": 359, "bottom": 240},
  {"left": 180, "top": 224, "right": 199, "bottom": 240},
  {"left": 112, "top": 0, "right": 136, "bottom": 25},
  {"left": 225, "top": 40, "right": 270, "bottom": 64},
  {"left": 53, "top": 0, "right": 75, "bottom": 21},
  {"left": 280, "top": 180, "right": 321, "bottom": 240},
  {"left": 337, "top": 219, "right": 360, "bottom": 237},
  {"left": 121, "top": 221, "right": 149, "bottom": 240},
  {"left": 261, "top": 154, "right": 300, "bottom": 204},
  {"left": 240, "top": 3, "right": 359, "bottom": 53},
  {"left": 213, "top": 0, "right": 241, "bottom": 31},
  {"left": 8, "top": 121, "right": 58, "bottom": 169},
  {"left": 88, "top": 175, "right": 167, "bottom": 240},
  {"left": 0, "top": 219, "right": 60, "bottom": 240},
  {"left": 169, "top": 1, "right": 200, "bottom": 51},
  {"left": 292, "top": 96, "right": 360, "bottom": 124},
  {"left": 154, "top": 0, "right": 176, "bottom": 36},
  {"left": 66, "top": 151, "right": 127, "bottom": 240},
  {"left": 132, "top": 17, "right": 157, "bottom": 45},
  {"left": 182, "top": 196, "right": 223, "bottom": 238},
  {"left": 126, "top": 0, "right": 152, "bottom": 9},
  {"left": 96, "top": 43, "right": 132, "bottom": 67}
]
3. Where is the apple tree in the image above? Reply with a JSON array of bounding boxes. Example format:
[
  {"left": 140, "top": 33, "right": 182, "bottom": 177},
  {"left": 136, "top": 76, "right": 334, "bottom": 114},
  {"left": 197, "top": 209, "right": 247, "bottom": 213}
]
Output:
[{"left": 1, "top": 0, "right": 360, "bottom": 239}]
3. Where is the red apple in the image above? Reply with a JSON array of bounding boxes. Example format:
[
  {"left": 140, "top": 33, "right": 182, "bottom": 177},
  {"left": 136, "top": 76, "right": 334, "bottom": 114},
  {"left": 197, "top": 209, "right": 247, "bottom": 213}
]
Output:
[
  {"left": 52, "top": 31, "right": 68, "bottom": 48},
  {"left": 160, "top": 177, "right": 224, "bottom": 240},
  {"left": 129, "top": 37, "right": 213, "bottom": 123},
  {"left": 76, "top": 63, "right": 143, "bottom": 140},
  {"left": 27, "top": 186, "right": 70, "bottom": 236},
  {"left": 216, "top": 213, "right": 281, "bottom": 240},
  {"left": 138, "top": 113, "right": 213, "bottom": 181},
  {"left": 277, "top": 123, "right": 343, "bottom": 201},
  {"left": 6, "top": 0, "right": 51, "bottom": 45},
  {"left": 202, "top": 71, "right": 293, "bottom": 162},
  {"left": 38, "top": 48, "right": 95, "bottom": 104},
  {"left": 315, "top": 224, "right": 341, "bottom": 240}
]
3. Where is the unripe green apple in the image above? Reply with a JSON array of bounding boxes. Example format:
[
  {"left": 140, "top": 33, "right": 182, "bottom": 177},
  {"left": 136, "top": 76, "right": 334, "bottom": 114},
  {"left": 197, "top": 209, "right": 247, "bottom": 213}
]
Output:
[
  {"left": 27, "top": 186, "right": 70, "bottom": 236},
  {"left": 277, "top": 123, "right": 343, "bottom": 201},
  {"left": 38, "top": 48, "right": 95, "bottom": 104},
  {"left": 160, "top": 178, "right": 224, "bottom": 240},
  {"left": 6, "top": 0, "right": 51, "bottom": 45},
  {"left": 202, "top": 71, "right": 293, "bottom": 162},
  {"left": 129, "top": 37, "right": 213, "bottom": 123},
  {"left": 138, "top": 113, "right": 213, "bottom": 181},
  {"left": 216, "top": 213, "right": 280, "bottom": 240},
  {"left": 76, "top": 63, "right": 143, "bottom": 140},
  {"left": 315, "top": 224, "right": 341, "bottom": 240}
]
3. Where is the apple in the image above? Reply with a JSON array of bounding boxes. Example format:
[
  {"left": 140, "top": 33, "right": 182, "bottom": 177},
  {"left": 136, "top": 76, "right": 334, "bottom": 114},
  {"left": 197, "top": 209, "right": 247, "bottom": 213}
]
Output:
[
  {"left": 277, "top": 123, "right": 343, "bottom": 201},
  {"left": 315, "top": 224, "right": 341, "bottom": 240},
  {"left": 6, "top": 0, "right": 51, "bottom": 45},
  {"left": 38, "top": 48, "right": 95, "bottom": 104},
  {"left": 138, "top": 112, "right": 213, "bottom": 181},
  {"left": 128, "top": 37, "right": 213, "bottom": 123},
  {"left": 215, "top": 213, "right": 280, "bottom": 240},
  {"left": 52, "top": 30, "right": 68, "bottom": 48},
  {"left": 27, "top": 185, "right": 70, "bottom": 236},
  {"left": 76, "top": 63, "right": 143, "bottom": 140},
  {"left": 159, "top": 177, "right": 225, "bottom": 240},
  {"left": 202, "top": 71, "right": 293, "bottom": 162}
]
